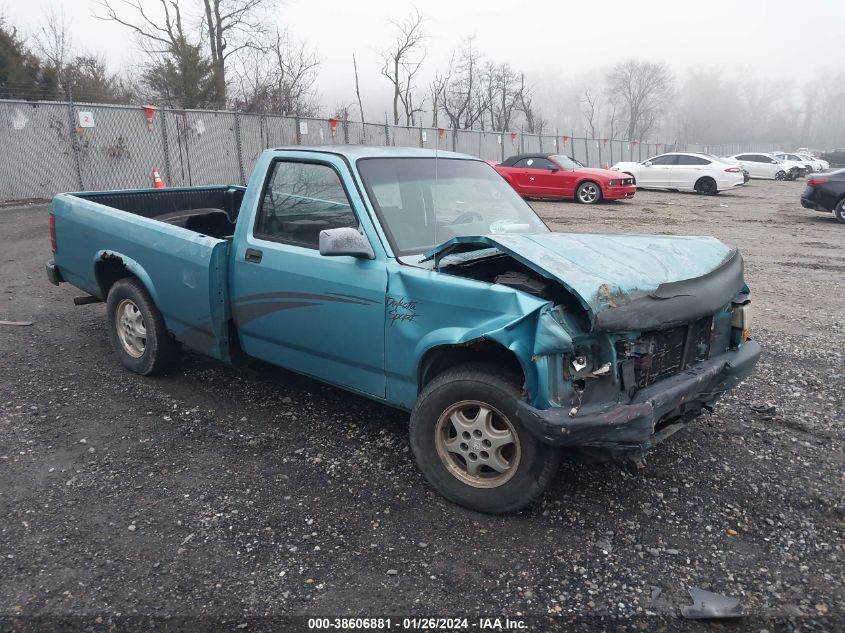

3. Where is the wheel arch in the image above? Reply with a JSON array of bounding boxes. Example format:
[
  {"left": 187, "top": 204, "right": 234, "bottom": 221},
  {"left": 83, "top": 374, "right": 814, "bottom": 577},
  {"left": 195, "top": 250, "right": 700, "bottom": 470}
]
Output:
[
  {"left": 694, "top": 175, "right": 718, "bottom": 193},
  {"left": 418, "top": 338, "right": 527, "bottom": 393},
  {"left": 93, "top": 251, "right": 159, "bottom": 306}
]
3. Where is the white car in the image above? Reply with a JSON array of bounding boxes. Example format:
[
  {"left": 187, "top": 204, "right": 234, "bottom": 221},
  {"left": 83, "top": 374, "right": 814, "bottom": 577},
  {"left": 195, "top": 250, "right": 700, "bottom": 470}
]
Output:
[
  {"left": 795, "top": 152, "right": 828, "bottom": 172},
  {"left": 772, "top": 152, "right": 811, "bottom": 176},
  {"left": 611, "top": 152, "right": 744, "bottom": 195},
  {"left": 725, "top": 153, "right": 788, "bottom": 180}
]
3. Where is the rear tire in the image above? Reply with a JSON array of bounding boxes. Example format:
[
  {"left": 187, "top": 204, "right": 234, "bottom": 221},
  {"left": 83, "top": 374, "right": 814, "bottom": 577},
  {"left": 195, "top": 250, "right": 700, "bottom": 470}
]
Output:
[
  {"left": 409, "top": 364, "right": 561, "bottom": 514},
  {"left": 106, "top": 278, "right": 178, "bottom": 375},
  {"left": 834, "top": 198, "right": 845, "bottom": 224},
  {"left": 694, "top": 177, "right": 718, "bottom": 195}
]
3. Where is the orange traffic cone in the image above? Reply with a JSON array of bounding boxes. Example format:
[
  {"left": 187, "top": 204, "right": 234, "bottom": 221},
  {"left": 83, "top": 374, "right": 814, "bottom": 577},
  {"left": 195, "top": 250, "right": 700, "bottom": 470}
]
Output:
[{"left": 152, "top": 168, "right": 166, "bottom": 189}]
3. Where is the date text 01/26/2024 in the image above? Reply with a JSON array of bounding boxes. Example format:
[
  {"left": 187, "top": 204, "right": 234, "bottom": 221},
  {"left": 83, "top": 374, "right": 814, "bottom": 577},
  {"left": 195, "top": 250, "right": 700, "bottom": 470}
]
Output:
[{"left": 307, "top": 617, "right": 527, "bottom": 630}]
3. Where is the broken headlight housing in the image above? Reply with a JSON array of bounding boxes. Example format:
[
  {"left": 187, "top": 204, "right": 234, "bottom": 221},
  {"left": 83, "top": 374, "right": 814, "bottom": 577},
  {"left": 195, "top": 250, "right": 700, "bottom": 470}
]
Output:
[{"left": 731, "top": 303, "right": 752, "bottom": 345}]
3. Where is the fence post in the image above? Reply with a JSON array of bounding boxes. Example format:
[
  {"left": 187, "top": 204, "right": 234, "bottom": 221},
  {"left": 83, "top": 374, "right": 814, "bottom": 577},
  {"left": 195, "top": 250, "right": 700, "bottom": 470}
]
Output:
[
  {"left": 160, "top": 109, "right": 173, "bottom": 185},
  {"left": 343, "top": 119, "right": 349, "bottom": 145},
  {"left": 584, "top": 137, "right": 590, "bottom": 168},
  {"left": 66, "top": 85, "right": 84, "bottom": 190},
  {"left": 384, "top": 118, "right": 390, "bottom": 146},
  {"left": 234, "top": 111, "right": 246, "bottom": 186},
  {"left": 295, "top": 116, "right": 301, "bottom": 144}
]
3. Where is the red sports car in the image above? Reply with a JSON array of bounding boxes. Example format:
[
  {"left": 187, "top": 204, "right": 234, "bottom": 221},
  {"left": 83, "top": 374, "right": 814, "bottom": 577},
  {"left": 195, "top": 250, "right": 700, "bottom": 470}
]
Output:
[{"left": 491, "top": 153, "right": 636, "bottom": 204}]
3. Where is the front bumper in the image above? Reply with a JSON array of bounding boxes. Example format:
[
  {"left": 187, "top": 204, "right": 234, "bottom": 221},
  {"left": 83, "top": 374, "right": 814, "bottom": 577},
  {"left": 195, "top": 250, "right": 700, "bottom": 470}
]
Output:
[
  {"left": 604, "top": 185, "right": 636, "bottom": 200},
  {"left": 517, "top": 341, "right": 761, "bottom": 450},
  {"left": 46, "top": 260, "right": 64, "bottom": 286}
]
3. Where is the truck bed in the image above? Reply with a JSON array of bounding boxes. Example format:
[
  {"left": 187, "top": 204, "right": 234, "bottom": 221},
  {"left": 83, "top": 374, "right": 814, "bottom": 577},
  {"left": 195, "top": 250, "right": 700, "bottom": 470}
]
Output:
[{"left": 50, "top": 186, "right": 246, "bottom": 361}]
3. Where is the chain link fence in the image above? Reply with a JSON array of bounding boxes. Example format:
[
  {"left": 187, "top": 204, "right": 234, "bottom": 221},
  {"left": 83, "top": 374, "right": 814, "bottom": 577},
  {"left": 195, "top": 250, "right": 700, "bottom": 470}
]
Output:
[{"left": 0, "top": 98, "right": 791, "bottom": 202}]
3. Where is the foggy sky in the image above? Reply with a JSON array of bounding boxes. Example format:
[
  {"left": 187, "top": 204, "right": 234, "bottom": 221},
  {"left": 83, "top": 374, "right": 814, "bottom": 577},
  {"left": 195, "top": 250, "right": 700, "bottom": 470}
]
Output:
[{"left": 5, "top": 0, "right": 844, "bottom": 123}]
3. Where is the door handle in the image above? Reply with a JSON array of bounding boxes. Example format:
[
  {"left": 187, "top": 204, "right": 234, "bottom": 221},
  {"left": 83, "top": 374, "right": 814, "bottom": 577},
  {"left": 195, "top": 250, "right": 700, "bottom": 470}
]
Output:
[{"left": 244, "top": 248, "right": 263, "bottom": 263}]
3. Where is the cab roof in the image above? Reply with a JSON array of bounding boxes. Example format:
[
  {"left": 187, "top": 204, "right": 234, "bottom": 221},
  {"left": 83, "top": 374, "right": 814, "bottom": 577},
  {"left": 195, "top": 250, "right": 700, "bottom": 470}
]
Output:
[{"left": 269, "top": 145, "right": 476, "bottom": 161}]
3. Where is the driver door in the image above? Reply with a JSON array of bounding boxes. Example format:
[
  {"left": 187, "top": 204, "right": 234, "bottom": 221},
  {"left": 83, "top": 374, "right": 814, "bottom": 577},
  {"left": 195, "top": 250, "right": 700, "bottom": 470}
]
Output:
[
  {"left": 510, "top": 158, "right": 542, "bottom": 196},
  {"left": 638, "top": 154, "right": 676, "bottom": 187},
  {"left": 230, "top": 157, "right": 387, "bottom": 397},
  {"left": 526, "top": 157, "right": 567, "bottom": 198}
]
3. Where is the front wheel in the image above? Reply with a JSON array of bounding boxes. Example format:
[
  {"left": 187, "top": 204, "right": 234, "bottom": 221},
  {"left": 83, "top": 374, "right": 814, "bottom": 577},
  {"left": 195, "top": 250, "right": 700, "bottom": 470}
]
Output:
[
  {"left": 775, "top": 170, "right": 786, "bottom": 181},
  {"left": 575, "top": 181, "right": 602, "bottom": 204},
  {"left": 410, "top": 364, "right": 561, "bottom": 513},
  {"left": 106, "top": 278, "right": 178, "bottom": 375},
  {"left": 834, "top": 198, "right": 845, "bottom": 224},
  {"left": 694, "top": 177, "right": 718, "bottom": 195}
]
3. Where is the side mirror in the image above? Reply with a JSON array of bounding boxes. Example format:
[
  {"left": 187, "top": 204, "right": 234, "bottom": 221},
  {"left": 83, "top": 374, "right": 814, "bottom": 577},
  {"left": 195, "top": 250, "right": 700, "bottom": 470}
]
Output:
[
  {"left": 771, "top": 160, "right": 779, "bottom": 164},
  {"left": 318, "top": 227, "right": 375, "bottom": 260},
  {"left": 644, "top": 161, "right": 653, "bottom": 167},
  {"left": 548, "top": 165, "right": 560, "bottom": 172}
]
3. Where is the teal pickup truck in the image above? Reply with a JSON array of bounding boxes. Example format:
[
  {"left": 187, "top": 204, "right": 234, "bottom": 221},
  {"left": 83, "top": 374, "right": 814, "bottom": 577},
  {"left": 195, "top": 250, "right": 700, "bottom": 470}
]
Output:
[{"left": 47, "top": 146, "right": 760, "bottom": 513}]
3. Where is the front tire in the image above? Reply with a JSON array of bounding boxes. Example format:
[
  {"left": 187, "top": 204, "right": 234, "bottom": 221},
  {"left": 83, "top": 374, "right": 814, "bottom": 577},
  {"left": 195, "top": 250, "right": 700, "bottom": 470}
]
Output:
[
  {"left": 834, "top": 198, "right": 845, "bottom": 224},
  {"left": 410, "top": 364, "right": 561, "bottom": 514},
  {"left": 694, "top": 177, "right": 718, "bottom": 195},
  {"left": 575, "top": 181, "right": 602, "bottom": 204},
  {"left": 775, "top": 170, "right": 786, "bottom": 181},
  {"left": 106, "top": 278, "right": 178, "bottom": 375}
]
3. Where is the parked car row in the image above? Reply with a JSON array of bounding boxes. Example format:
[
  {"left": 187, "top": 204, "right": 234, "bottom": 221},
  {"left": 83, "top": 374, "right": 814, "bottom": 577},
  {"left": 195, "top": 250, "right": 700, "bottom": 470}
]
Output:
[{"left": 489, "top": 149, "right": 834, "bottom": 203}]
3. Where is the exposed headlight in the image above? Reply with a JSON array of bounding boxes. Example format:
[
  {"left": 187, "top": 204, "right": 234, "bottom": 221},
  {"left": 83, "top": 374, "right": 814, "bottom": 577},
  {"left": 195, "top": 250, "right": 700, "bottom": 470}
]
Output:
[
  {"left": 608, "top": 179, "right": 617, "bottom": 186},
  {"left": 731, "top": 303, "right": 752, "bottom": 344}
]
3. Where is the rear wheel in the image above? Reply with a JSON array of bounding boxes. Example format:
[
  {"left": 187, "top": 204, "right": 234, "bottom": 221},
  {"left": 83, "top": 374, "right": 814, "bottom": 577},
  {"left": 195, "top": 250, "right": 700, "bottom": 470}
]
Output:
[
  {"left": 575, "top": 181, "right": 602, "bottom": 204},
  {"left": 409, "top": 364, "right": 561, "bottom": 514},
  {"left": 834, "top": 198, "right": 845, "bottom": 224},
  {"left": 694, "top": 177, "right": 717, "bottom": 195},
  {"left": 106, "top": 278, "right": 178, "bottom": 375}
]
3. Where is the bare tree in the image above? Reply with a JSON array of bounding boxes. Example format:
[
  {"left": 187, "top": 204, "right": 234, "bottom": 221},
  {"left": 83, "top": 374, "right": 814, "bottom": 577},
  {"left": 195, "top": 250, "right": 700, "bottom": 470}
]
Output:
[
  {"left": 352, "top": 54, "right": 365, "bottom": 124},
  {"left": 230, "top": 29, "right": 320, "bottom": 116},
  {"left": 35, "top": 7, "right": 72, "bottom": 92},
  {"left": 201, "top": 0, "right": 276, "bottom": 105},
  {"left": 441, "top": 37, "right": 487, "bottom": 130},
  {"left": 428, "top": 71, "right": 449, "bottom": 127},
  {"left": 96, "top": 0, "right": 276, "bottom": 106},
  {"left": 517, "top": 74, "right": 544, "bottom": 134},
  {"left": 380, "top": 8, "right": 426, "bottom": 125},
  {"left": 580, "top": 88, "right": 600, "bottom": 138},
  {"left": 607, "top": 59, "right": 673, "bottom": 140},
  {"left": 482, "top": 61, "right": 521, "bottom": 132}
]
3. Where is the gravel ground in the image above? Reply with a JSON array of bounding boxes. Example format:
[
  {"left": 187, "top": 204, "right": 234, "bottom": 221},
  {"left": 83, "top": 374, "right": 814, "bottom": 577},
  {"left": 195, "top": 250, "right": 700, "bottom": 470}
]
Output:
[{"left": 0, "top": 181, "right": 842, "bottom": 631}]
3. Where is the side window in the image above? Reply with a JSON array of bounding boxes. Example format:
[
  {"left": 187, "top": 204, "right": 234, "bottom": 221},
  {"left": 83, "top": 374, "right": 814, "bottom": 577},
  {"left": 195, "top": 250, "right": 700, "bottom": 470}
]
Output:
[
  {"left": 735, "top": 154, "right": 752, "bottom": 161},
  {"left": 649, "top": 155, "right": 676, "bottom": 166},
  {"left": 675, "top": 155, "right": 708, "bottom": 165},
  {"left": 255, "top": 161, "right": 358, "bottom": 248},
  {"left": 513, "top": 158, "right": 531, "bottom": 168},
  {"left": 525, "top": 157, "right": 555, "bottom": 170}
]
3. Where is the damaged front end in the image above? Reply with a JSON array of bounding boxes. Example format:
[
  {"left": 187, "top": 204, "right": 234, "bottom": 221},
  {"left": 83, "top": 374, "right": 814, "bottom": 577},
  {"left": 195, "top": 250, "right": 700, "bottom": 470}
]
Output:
[{"left": 424, "top": 233, "right": 761, "bottom": 460}]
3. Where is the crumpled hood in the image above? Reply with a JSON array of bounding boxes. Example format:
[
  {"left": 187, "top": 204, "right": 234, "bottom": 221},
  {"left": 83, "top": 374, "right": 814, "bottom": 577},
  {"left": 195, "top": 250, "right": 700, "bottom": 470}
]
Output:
[{"left": 424, "top": 232, "right": 740, "bottom": 328}]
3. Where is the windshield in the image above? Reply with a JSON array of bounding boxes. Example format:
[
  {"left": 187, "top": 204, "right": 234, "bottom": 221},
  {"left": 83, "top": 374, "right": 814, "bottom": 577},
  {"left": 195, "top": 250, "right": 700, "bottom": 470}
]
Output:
[
  {"left": 357, "top": 157, "right": 549, "bottom": 256},
  {"left": 551, "top": 155, "right": 579, "bottom": 169}
]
